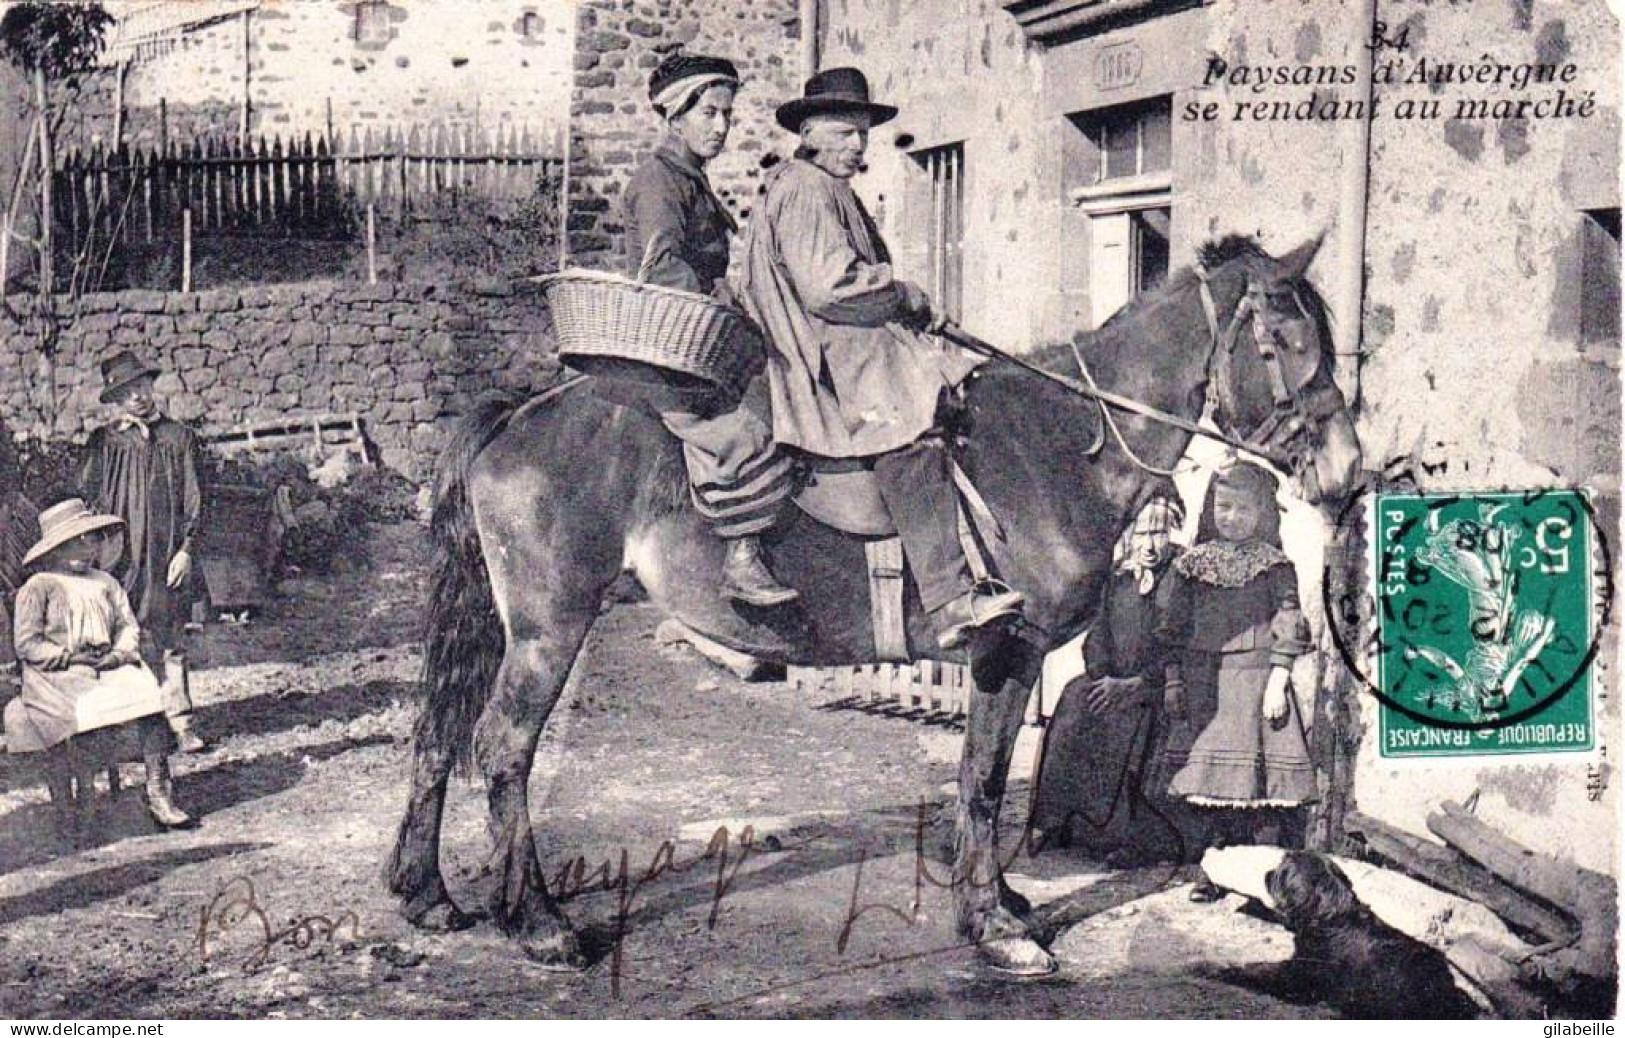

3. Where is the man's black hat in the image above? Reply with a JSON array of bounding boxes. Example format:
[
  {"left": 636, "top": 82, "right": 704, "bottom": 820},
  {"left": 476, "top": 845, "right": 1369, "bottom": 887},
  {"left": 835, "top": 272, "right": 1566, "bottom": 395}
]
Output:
[
  {"left": 99, "top": 350, "right": 160, "bottom": 404},
  {"left": 775, "top": 67, "right": 898, "bottom": 132}
]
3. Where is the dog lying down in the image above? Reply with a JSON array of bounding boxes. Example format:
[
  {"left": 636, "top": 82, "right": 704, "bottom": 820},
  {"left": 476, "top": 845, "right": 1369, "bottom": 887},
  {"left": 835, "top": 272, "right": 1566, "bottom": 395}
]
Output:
[{"left": 1249, "top": 851, "right": 1484, "bottom": 1019}]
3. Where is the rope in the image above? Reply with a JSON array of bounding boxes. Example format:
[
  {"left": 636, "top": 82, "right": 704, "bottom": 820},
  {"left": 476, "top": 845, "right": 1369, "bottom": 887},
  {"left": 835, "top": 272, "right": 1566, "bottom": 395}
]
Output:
[
  {"left": 1060, "top": 266, "right": 1227, "bottom": 479},
  {"left": 1069, "top": 339, "right": 1180, "bottom": 478}
]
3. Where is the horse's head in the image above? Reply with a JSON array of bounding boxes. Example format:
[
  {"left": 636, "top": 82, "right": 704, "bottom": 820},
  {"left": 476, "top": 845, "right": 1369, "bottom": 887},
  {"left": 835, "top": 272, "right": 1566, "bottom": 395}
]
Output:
[{"left": 1200, "top": 235, "right": 1362, "bottom": 505}]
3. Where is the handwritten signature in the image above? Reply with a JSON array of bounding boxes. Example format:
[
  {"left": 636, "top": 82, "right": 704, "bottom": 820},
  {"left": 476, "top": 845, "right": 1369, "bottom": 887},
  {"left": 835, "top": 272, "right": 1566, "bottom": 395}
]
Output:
[
  {"left": 558, "top": 718, "right": 1184, "bottom": 997},
  {"left": 551, "top": 823, "right": 764, "bottom": 997},
  {"left": 195, "top": 876, "right": 363, "bottom": 973}
]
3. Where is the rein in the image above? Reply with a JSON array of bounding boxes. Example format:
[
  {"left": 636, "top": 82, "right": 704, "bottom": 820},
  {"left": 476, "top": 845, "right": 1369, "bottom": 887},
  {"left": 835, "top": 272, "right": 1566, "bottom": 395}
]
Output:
[{"left": 941, "top": 269, "right": 1294, "bottom": 472}]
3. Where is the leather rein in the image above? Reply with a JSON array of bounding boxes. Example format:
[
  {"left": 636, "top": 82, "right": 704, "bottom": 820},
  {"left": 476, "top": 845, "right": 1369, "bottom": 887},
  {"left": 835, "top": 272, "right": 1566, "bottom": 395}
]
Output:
[{"left": 943, "top": 262, "right": 1330, "bottom": 475}]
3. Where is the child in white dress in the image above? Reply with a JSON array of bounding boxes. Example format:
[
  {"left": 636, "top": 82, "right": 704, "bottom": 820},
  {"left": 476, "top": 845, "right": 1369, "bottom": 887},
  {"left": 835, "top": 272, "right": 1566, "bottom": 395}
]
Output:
[{"left": 4, "top": 499, "right": 194, "bottom": 834}]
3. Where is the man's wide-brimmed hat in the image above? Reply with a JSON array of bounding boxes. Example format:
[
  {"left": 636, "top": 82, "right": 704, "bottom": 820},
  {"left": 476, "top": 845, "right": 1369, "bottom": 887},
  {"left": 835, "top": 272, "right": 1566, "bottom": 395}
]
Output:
[
  {"left": 99, "top": 349, "right": 160, "bottom": 404},
  {"left": 775, "top": 67, "right": 898, "bottom": 132},
  {"left": 24, "top": 498, "right": 124, "bottom": 566}
]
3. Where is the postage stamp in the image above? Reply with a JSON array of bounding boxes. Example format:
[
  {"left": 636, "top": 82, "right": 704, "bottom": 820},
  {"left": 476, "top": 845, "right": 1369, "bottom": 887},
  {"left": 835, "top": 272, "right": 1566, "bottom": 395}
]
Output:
[{"left": 1373, "top": 489, "right": 1604, "bottom": 759}]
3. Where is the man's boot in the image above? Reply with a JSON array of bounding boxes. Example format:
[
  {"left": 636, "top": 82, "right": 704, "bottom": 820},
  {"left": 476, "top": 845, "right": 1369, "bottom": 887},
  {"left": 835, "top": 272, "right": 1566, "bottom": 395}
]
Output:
[
  {"left": 163, "top": 652, "right": 208, "bottom": 754},
  {"left": 931, "top": 586, "right": 1026, "bottom": 651},
  {"left": 721, "top": 536, "right": 799, "bottom": 607}
]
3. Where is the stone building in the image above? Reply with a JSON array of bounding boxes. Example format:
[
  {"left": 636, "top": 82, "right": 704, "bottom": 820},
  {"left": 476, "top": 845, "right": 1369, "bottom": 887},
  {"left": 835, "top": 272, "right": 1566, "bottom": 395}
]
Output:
[
  {"left": 78, "top": 0, "right": 575, "bottom": 148},
  {"left": 813, "top": 0, "right": 1619, "bottom": 874}
]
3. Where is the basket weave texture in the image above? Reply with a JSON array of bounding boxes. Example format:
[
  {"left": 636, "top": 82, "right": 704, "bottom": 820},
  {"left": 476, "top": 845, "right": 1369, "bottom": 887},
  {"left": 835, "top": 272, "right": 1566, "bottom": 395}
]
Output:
[{"left": 538, "top": 269, "right": 751, "bottom": 389}]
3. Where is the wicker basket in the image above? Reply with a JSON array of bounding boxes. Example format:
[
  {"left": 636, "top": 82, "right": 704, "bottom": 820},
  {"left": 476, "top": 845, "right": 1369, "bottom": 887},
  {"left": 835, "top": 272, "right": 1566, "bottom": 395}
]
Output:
[{"left": 537, "top": 268, "right": 752, "bottom": 391}]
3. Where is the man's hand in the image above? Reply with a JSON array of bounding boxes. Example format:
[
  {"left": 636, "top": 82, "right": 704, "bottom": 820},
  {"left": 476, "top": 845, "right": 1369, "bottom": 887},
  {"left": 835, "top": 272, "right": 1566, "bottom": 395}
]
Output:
[
  {"left": 897, "top": 281, "right": 948, "bottom": 334},
  {"left": 166, "top": 549, "right": 191, "bottom": 589},
  {"left": 1084, "top": 675, "right": 1145, "bottom": 714},
  {"left": 1263, "top": 666, "right": 1292, "bottom": 725}
]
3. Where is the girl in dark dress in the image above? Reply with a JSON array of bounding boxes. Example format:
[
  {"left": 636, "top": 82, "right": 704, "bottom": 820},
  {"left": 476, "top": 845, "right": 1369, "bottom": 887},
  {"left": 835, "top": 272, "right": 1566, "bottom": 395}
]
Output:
[{"left": 1156, "top": 461, "right": 1316, "bottom": 900}]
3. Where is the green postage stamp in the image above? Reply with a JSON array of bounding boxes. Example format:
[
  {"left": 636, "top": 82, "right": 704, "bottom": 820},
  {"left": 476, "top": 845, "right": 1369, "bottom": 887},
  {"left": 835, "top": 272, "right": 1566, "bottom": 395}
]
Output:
[{"left": 1375, "top": 490, "right": 1602, "bottom": 759}]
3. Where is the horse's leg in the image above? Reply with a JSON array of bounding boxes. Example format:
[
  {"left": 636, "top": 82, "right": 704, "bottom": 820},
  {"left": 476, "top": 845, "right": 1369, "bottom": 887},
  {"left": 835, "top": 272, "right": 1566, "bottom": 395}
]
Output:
[
  {"left": 474, "top": 611, "right": 595, "bottom": 969},
  {"left": 955, "top": 635, "right": 1056, "bottom": 975},
  {"left": 385, "top": 718, "right": 477, "bottom": 931}
]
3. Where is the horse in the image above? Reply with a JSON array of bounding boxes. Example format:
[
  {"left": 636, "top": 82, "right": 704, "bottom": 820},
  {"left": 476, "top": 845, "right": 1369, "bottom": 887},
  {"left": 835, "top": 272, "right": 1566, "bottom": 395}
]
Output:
[{"left": 383, "top": 233, "right": 1363, "bottom": 976}]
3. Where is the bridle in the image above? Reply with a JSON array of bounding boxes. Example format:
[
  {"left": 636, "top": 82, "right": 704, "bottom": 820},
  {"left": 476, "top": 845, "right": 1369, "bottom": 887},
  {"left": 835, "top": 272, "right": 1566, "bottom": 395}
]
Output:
[
  {"left": 1188, "top": 261, "right": 1342, "bottom": 479},
  {"left": 947, "top": 257, "right": 1341, "bottom": 478}
]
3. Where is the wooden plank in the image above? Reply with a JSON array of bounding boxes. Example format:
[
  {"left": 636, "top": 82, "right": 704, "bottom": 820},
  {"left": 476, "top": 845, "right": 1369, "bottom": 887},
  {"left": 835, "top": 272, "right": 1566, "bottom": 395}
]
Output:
[
  {"left": 1428, "top": 801, "right": 1616, "bottom": 982},
  {"left": 141, "top": 145, "right": 154, "bottom": 242},
  {"left": 271, "top": 135, "right": 287, "bottom": 226},
  {"left": 1344, "top": 811, "right": 1574, "bottom": 944}
]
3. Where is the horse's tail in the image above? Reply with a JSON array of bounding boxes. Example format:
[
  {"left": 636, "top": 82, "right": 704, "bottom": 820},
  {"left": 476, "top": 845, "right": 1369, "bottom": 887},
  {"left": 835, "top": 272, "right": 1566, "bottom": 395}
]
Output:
[{"left": 419, "top": 391, "right": 522, "bottom": 775}]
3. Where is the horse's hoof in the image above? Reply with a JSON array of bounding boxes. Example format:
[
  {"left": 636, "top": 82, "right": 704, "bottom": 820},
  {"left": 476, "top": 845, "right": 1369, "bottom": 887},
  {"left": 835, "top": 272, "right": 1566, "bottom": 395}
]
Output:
[
  {"left": 522, "top": 931, "right": 587, "bottom": 973},
  {"left": 977, "top": 937, "right": 1057, "bottom": 977},
  {"left": 409, "top": 899, "right": 479, "bottom": 933}
]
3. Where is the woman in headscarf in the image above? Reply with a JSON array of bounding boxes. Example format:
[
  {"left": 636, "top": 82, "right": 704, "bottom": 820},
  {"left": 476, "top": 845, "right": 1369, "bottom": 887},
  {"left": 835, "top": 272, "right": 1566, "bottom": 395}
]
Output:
[
  {"left": 621, "top": 52, "right": 798, "bottom": 608},
  {"left": 1031, "top": 496, "right": 1190, "bottom": 864}
]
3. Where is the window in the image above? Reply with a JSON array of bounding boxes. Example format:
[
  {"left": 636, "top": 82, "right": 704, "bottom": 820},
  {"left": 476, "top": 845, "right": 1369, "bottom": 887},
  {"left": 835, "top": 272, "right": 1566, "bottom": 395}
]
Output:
[
  {"left": 518, "top": 10, "right": 543, "bottom": 39},
  {"left": 1070, "top": 95, "right": 1171, "bottom": 188},
  {"left": 912, "top": 142, "right": 965, "bottom": 323},
  {"left": 1580, "top": 208, "right": 1619, "bottom": 347},
  {"left": 354, "top": 1, "right": 390, "bottom": 47},
  {"left": 1066, "top": 96, "right": 1173, "bottom": 327}
]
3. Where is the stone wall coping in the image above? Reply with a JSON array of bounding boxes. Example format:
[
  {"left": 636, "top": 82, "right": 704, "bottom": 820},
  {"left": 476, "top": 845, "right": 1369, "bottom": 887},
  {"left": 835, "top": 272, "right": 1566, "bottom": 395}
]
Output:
[{"left": 2, "top": 277, "right": 547, "bottom": 318}]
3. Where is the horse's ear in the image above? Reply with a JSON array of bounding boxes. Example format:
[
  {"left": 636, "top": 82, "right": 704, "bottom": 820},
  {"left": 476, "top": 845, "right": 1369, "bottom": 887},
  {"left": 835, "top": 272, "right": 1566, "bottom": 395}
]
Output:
[{"left": 1277, "top": 233, "right": 1325, "bottom": 280}]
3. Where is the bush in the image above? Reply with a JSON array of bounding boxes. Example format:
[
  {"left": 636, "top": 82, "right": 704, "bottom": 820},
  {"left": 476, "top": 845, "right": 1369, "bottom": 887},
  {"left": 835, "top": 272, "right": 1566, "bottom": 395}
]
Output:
[
  {"left": 17, "top": 439, "right": 84, "bottom": 507},
  {"left": 356, "top": 168, "right": 564, "bottom": 284},
  {"left": 205, "top": 451, "right": 417, "bottom": 576}
]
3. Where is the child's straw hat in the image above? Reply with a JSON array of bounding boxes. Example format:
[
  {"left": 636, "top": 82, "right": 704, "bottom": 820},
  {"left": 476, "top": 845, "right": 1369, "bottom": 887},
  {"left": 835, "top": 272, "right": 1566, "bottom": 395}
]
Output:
[{"left": 24, "top": 498, "right": 124, "bottom": 566}]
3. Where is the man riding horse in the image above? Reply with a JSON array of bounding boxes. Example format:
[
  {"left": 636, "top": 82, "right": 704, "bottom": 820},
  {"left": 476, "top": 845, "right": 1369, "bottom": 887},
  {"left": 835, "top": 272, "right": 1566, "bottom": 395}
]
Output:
[
  {"left": 384, "top": 55, "right": 1363, "bottom": 980},
  {"left": 740, "top": 68, "right": 1025, "bottom": 650}
]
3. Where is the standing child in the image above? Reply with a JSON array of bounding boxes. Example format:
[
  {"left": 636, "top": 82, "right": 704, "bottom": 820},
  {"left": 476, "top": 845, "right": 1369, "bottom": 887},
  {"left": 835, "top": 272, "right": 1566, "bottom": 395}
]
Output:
[
  {"left": 3, "top": 499, "right": 195, "bottom": 835},
  {"left": 1157, "top": 461, "right": 1316, "bottom": 900},
  {"left": 81, "top": 351, "right": 207, "bottom": 753}
]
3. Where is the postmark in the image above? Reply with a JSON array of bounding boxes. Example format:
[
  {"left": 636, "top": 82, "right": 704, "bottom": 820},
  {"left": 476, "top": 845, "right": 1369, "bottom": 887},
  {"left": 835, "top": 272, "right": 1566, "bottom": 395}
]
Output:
[{"left": 1324, "top": 486, "right": 1613, "bottom": 759}]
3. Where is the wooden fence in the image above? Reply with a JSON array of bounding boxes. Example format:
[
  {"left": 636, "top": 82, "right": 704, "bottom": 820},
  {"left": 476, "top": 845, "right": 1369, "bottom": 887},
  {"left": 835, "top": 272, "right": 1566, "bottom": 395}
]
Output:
[
  {"left": 787, "top": 661, "right": 977, "bottom": 718},
  {"left": 52, "top": 125, "right": 564, "bottom": 254}
]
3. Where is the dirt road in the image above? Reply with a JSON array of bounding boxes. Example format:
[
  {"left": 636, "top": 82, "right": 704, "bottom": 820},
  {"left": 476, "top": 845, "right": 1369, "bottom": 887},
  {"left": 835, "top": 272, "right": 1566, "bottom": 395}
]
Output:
[{"left": 0, "top": 523, "right": 1321, "bottom": 1019}]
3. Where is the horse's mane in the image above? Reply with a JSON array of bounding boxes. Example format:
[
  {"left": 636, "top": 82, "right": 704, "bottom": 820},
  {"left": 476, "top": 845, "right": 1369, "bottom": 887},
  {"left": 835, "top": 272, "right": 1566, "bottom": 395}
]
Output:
[{"left": 1024, "top": 233, "right": 1328, "bottom": 376}]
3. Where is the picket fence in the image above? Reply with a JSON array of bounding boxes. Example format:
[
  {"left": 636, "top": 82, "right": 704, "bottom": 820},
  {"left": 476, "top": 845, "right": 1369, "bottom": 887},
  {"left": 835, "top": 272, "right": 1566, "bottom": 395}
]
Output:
[{"left": 52, "top": 125, "right": 564, "bottom": 252}]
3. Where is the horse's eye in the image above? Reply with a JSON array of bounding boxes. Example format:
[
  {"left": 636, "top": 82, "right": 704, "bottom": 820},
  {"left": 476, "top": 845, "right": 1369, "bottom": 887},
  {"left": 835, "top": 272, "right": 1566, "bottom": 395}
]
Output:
[{"left": 1264, "top": 289, "right": 1298, "bottom": 312}]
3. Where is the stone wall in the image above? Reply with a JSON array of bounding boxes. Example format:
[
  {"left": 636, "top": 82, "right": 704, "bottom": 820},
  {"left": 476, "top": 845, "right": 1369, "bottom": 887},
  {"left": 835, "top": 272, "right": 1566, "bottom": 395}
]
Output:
[
  {"left": 1347, "top": 0, "right": 1620, "bottom": 877},
  {"left": 816, "top": 0, "right": 1357, "bottom": 350},
  {"left": 61, "top": 0, "right": 575, "bottom": 151},
  {"left": 566, "top": 0, "right": 804, "bottom": 269},
  {"left": 816, "top": 0, "right": 1052, "bottom": 349},
  {"left": 0, "top": 280, "right": 560, "bottom": 482}
]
